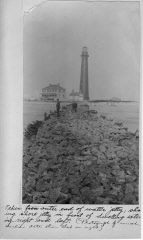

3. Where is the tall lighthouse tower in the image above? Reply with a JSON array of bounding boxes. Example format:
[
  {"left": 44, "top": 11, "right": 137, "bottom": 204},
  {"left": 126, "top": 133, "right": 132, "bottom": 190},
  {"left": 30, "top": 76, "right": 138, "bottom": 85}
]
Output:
[{"left": 80, "top": 46, "right": 89, "bottom": 100}]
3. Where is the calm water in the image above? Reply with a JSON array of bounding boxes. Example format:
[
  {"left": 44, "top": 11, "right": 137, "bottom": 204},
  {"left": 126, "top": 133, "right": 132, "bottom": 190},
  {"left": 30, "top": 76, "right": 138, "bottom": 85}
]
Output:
[
  {"left": 23, "top": 102, "right": 56, "bottom": 129},
  {"left": 24, "top": 101, "right": 139, "bottom": 132},
  {"left": 91, "top": 102, "right": 139, "bottom": 132}
]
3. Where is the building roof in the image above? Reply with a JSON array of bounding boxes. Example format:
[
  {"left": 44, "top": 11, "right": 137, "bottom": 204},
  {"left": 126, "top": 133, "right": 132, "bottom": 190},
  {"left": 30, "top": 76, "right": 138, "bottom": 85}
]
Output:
[{"left": 42, "top": 84, "right": 66, "bottom": 92}]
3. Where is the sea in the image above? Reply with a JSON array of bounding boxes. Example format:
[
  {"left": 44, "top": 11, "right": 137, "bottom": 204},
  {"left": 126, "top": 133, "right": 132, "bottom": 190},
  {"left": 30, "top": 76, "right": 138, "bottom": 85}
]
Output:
[{"left": 23, "top": 101, "right": 140, "bottom": 133}]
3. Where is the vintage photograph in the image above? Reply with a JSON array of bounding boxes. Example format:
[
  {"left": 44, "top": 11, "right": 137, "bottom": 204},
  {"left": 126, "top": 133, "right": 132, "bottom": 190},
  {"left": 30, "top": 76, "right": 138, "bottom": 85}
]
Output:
[{"left": 22, "top": 1, "right": 140, "bottom": 204}]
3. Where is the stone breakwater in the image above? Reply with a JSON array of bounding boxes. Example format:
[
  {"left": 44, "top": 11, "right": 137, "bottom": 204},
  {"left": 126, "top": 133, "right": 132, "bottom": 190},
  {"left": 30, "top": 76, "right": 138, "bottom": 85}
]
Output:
[{"left": 23, "top": 104, "right": 139, "bottom": 204}]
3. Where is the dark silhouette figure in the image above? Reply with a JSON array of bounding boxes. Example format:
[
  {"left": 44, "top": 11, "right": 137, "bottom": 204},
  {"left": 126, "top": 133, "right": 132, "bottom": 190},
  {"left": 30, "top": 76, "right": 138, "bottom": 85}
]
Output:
[
  {"left": 56, "top": 99, "right": 60, "bottom": 117},
  {"left": 72, "top": 101, "right": 77, "bottom": 112},
  {"left": 44, "top": 112, "right": 47, "bottom": 120}
]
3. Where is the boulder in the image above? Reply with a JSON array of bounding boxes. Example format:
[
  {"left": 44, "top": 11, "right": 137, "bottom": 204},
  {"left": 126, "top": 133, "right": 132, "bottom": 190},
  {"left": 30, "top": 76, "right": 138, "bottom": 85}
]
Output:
[
  {"left": 99, "top": 145, "right": 106, "bottom": 153},
  {"left": 91, "top": 147, "right": 99, "bottom": 156},
  {"left": 116, "top": 150, "right": 128, "bottom": 159},
  {"left": 33, "top": 192, "right": 42, "bottom": 202},
  {"left": 36, "top": 179, "right": 50, "bottom": 192},
  {"left": 135, "top": 130, "right": 139, "bottom": 138},
  {"left": 27, "top": 176, "right": 36, "bottom": 187},
  {"left": 99, "top": 172, "right": 107, "bottom": 179},
  {"left": 24, "top": 182, "right": 33, "bottom": 193},
  {"left": 49, "top": 188, "right": 61, "bottom": 203},
  {"left": 83, "top": 160, "right": 92, "bottom": 166},
  {"left": 80, "top": 150, "right": 91, "bottom": 156},
  {"left": 122, "top": 194, "right": 135, "bottom": 204},
  {"left": 39, "top": 159, "right": 49, "bottom": 174},
  {"left": 23, "top": 154, "right": 31, "bottom": 164},
  {"left": 126, "top": 175, "right": 136, "bottom": 183},
  {"left": 92, "top": 186, "right": 104, "bottom": 196}
]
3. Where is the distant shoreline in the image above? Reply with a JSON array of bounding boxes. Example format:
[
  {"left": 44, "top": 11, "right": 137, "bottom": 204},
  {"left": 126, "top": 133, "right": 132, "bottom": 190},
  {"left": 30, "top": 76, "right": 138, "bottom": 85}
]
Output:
[
  {"left": 24, "top": 99, "right": 138, "bottom": 103},
  {"left": 89, "top": 100, "right": 137, "bottom": 103}
]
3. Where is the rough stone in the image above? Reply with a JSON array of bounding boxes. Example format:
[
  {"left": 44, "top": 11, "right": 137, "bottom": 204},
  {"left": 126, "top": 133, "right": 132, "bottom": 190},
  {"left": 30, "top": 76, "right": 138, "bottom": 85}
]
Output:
[
  {"left": 39, "top": 160, "right": 49, "bottom": 174},
  {"left": 116, "top": 150, "right": 128, "bottom": 159},
  {"left": 92, "top": 186, "right": 104, "bottom": 196},
  {"left": 23, "top": 104, "right": 139, "bottom": 204},
  {"left": 122, "top": 194, "right": 135, "bottom": 204},
  {"left": 36, "top": 179, "right": 50, "bottom": 192},
  {"left": 80, "top": 150, "right": 91, "bottom": 156}
]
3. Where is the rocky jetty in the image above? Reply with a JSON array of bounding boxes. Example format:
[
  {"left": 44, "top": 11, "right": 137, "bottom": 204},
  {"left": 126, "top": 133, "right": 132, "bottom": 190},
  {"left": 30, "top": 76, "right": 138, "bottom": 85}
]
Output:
[{"left": 23, "top": 104, "right": 139, "bottom": 204}]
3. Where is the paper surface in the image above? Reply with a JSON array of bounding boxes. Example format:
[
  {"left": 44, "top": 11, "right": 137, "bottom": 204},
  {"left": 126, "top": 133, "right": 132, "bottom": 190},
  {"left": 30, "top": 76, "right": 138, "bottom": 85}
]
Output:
[
  {"left": 1, "top": 205, "right": 141, "bottom": 238},
  {"left": 0, "top": 0, "right": 141, "bottom": 239}
]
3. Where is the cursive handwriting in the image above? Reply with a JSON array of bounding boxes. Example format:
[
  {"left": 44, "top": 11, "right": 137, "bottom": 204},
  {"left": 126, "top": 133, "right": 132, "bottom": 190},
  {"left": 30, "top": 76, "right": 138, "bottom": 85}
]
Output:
[{"left": 3, "top": 205, "right": 141, "bottom": 230}]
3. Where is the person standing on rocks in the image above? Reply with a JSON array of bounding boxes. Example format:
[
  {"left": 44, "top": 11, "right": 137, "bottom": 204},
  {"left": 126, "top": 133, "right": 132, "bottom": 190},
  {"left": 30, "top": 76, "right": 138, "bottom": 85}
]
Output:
[
  {"left": 72, "top": 101, "right": 77, "bottom": 113},
  {"left": 56, "top": 98, "right": 60, "bottom": 117}
]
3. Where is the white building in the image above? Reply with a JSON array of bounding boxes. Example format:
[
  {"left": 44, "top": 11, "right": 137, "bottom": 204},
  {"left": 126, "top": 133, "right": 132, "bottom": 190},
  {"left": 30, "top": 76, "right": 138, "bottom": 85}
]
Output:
[
  {"left": 41, "top": 83, "right": 66, "bottom": 101},
  {"left": 69, "top": 90, "right": 83, "bottom": 101}
]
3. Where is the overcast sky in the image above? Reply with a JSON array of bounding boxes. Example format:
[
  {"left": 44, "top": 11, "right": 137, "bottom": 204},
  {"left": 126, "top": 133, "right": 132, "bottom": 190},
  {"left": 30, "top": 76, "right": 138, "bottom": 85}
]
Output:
[{"left": 24, "top": 1, "right": 140, "bottom": 100}]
